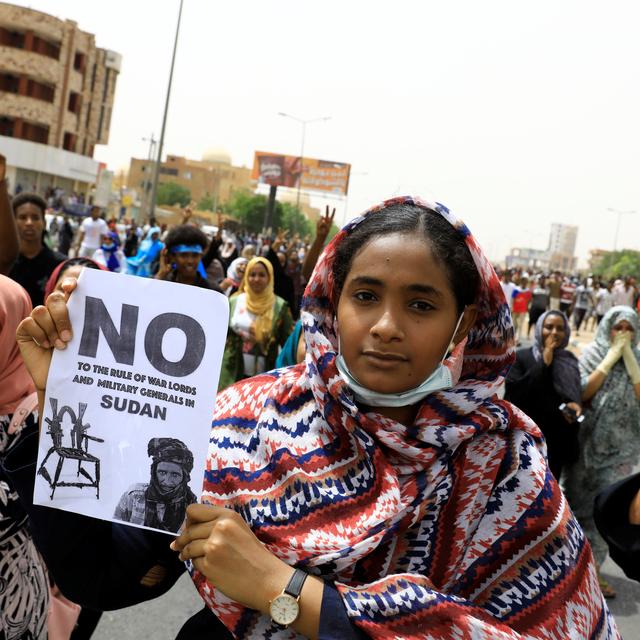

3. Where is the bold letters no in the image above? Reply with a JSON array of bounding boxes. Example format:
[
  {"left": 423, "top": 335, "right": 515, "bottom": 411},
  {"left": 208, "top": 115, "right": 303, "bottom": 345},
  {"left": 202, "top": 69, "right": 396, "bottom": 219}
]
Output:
[
  {"left": 144, "top": 313, "right": 206, "bottom": 377},
  {"left": 78, "top": 297, "right": 138, "bottom": 365}
]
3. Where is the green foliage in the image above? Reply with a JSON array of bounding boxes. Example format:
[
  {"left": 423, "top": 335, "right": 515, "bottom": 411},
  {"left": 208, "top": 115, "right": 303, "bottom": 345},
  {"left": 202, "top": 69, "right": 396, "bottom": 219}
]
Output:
[
  {"left": 281, "top": 202, "right": 313, "bottom": 237},
  {"left": 593, "top": 249, "right": 640, "bottom": 280},
  {"left": 197, "top": 194, "right": 215, "bottom": 211},
  {"left": 156, "top": 182, "right": 191, "bottom": 207},
  {"left": 223, "top": 190, "right": 280, "bottom": 233}
]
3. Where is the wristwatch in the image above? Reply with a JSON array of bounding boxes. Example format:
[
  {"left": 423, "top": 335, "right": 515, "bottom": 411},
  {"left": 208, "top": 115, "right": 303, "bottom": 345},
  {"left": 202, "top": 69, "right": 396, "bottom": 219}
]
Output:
[{"left": 269, "top": 568, "right": 308, "bottom": 627}]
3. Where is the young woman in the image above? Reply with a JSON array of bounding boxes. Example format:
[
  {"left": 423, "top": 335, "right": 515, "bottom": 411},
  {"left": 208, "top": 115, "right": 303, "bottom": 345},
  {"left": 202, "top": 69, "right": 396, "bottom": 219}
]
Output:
[
  {"left": 505, "top": 310, "right": 582, "bottom": 480},
  {"left": 219, "top": 257, "right": 247, "bottom": 297},
  {"left": 156, "top": 224, "right": 217, "bottom": 290},
  {"left": 12, "top": 197, "right": 616, "bottom": 639},
  {"left": 564, "top": 305, "right": 640, "bottom": 598},
  {"left": 218, "top": 256, "right": 293, "bottom": 389}
]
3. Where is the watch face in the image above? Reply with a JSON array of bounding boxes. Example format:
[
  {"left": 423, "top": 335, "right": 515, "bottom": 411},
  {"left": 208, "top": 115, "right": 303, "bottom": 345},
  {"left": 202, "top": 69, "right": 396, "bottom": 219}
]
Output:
[{"left": 269, "top": 593, "right": 300, "bottom": 626}]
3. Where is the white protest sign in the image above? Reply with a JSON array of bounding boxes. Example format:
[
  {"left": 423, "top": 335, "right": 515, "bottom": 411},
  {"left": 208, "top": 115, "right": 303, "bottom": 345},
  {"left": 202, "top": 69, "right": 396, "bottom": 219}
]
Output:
[{"left": 34, "top": 268, "right": 229, "bottom": 535}]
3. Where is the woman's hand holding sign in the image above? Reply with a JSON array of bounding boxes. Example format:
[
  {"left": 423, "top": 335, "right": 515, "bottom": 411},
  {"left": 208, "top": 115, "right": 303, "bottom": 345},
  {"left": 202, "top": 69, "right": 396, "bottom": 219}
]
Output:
[
  {"left": 172, "top": 503, "right": 323, "bottom": 638},
  {"left": 16, "top": 277, "right": 77, "bottom": 393}
]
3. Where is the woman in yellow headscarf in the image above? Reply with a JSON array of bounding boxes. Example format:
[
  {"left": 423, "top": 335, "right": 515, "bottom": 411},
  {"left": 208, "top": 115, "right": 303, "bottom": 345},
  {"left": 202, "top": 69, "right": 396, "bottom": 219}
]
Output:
[{"left": 219, "top": 256, "right": 294, "bottom": 389}]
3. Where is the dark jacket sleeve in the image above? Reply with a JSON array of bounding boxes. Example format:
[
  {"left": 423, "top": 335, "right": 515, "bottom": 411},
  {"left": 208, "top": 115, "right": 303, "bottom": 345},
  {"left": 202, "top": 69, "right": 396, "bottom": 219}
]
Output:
[
  {"left": 594, "top": 473, "right": 640, "bottom": 583},
  {"left": 266, "top": 247, "right": 296, "bottom": 314},
  {"left": 1, "top": 422, "right": 185, "bottom": 610},
  {"left": 504, "top": 348, "right": 551, "bottom": 410},
  {"left": 319, "top": 584, "right": 368, "bottom": 639},
  {"left": 202, "top": 237, "right": 222, "bottom": 270}
]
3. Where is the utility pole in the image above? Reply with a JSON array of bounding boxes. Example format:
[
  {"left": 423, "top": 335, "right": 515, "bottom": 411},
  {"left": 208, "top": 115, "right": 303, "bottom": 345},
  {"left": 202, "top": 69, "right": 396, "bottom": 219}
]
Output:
[
  {"left": 278, "top": 112, "right": 331, "bottom": 211},
  {"left": 148, "top": 0, "right": 184, "bottom": 220}
]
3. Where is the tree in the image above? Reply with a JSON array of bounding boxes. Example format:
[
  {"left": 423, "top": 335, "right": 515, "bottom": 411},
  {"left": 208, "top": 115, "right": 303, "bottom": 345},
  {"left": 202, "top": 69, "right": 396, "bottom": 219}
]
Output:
[
  {"left": 281, "top": 202, "right": 312, "bottom": 237},
  {"left": 223, "top": 190, "right": 283, "bottom": 233},
  {"left": 593, "top": 250, "right": 640, "bottom": 281},
  {"left": 197, "top": 194, "right": 215, "bottom": 211},
  {"left": 156, "top": 182, "right": 191, "bottom": 207}
]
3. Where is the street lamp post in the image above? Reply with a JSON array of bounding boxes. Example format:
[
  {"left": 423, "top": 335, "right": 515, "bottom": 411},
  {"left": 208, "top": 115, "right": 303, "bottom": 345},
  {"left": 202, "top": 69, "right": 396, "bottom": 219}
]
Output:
[
  {"left": 141, "top": 133, "right": 156, "bottom": 220},
  {"left": 278, "top": 112, "right": 331, "bottom": 211},
  {"left": 148, "top": 0, "right": 184, "bottom": 220},
  {"left": 607, "top": 208, "right": 636, "bottom": 251}
]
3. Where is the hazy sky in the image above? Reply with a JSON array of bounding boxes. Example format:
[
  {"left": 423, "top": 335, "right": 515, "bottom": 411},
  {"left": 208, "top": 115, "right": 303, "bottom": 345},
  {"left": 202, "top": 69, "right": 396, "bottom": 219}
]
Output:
[{"left": 19, "top": 0, "right": 640, "bottom": 264}]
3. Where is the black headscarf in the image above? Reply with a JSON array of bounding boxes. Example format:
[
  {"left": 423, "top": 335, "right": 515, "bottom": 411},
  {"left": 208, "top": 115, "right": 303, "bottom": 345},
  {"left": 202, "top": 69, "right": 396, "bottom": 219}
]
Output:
[
  {"left": 532, "top": 310, "right": 582, "bottom": 404},
  {"left": 144, "top": 437, "right": 197, "bottom": 532}
]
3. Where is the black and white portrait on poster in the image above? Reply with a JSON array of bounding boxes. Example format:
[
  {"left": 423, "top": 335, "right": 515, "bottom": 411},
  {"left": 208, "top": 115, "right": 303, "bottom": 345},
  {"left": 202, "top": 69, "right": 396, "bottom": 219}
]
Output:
[{"left": 33, "top": 268, "right": 229, "bottom": 535}]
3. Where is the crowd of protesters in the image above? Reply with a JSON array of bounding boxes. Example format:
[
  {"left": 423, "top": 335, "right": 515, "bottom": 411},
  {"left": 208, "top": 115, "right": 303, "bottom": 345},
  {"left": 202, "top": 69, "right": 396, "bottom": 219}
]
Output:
[{"left": 2, "top": 156, "right": 639, "bottom": 639}]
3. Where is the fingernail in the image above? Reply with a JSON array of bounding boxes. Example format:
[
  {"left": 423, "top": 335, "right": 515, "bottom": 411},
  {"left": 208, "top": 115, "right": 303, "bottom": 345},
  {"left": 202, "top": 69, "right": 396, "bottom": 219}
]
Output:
[
  {"left": 42, "top": 340, "right": 51, "bottom": 349},
  {"left": 54, "top": 339, "right": 65, "bottom": 350},
  {"left": 60, "top": 330, "right": 72, "bottom": 341},
  {"left": 169, "top": 541, "right": 176, "bottom": 550}
]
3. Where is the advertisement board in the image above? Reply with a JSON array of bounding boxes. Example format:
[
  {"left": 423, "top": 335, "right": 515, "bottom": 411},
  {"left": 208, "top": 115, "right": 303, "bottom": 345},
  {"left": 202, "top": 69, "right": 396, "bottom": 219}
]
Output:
[{"left": 252, "top": 151, "right": 350, "bottom": 196}]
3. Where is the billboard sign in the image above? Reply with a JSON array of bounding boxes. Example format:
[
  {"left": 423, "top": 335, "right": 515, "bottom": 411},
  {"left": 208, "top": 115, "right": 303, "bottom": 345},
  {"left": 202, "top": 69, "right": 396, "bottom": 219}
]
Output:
[{"left": 252, "top": 151, "right": 350, "bottom": 196}]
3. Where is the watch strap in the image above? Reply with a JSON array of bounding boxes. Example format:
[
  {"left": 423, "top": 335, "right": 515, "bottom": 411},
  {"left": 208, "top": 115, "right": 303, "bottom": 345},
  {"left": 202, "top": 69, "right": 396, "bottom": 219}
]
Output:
[{"left": 284, "top": 568, "right": 307, "bottom": 598}]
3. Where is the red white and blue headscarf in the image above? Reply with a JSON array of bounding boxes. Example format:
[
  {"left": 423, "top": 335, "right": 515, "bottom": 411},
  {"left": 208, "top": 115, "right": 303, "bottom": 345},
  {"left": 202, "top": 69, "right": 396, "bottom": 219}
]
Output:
[{"left": 194, "top": 196, "right": 617, "bottom": 639}]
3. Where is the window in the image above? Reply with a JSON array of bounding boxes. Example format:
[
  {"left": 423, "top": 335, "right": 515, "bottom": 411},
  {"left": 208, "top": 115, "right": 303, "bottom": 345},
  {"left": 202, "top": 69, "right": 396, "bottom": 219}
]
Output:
[
  {"left": 102, "top": 68, "right": 110, "bottom": 100},
  {"left": 31, "top": 35, "right": 60, "bottom": 60},
  {"left": 63, "top": 132, "right": 77, "bottom": 152},
  {"left": 27, "top": 79, "right": 55, "bottom": 103},
  {"left": 90, "top": 64, "right": 97, "bottom": 91},
  {"left": 183, "top": 171, "right": 192, "bottom": 180},
  {"left": 21, "top": 121, "right": 49, "bottom": 144},
  {"left": 97, "top": 105, "right": 104, "bottom": 139},
  {"left": 0, "top": 117, "right": 14, "bottom": 137},
  {"left": 68, "top": 92, "right": 81, "bottom": 114},
  {"left": 74, "top": 52, "right": 86, "bottom": 72},
  {"left": 0, "top": 28, "right": 25, "bottom": 49},
  {"left": 159, "top": 167, "right": 179, "bottom": 176},
  {"left": 0, "top": 74, "right": 19, "bottom": 93}
]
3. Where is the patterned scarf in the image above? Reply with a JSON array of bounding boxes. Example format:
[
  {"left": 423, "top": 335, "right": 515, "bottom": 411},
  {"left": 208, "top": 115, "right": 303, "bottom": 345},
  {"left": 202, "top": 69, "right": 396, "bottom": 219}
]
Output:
[{"left": 194, "top": 197, "right": 616, "bottom": 639}]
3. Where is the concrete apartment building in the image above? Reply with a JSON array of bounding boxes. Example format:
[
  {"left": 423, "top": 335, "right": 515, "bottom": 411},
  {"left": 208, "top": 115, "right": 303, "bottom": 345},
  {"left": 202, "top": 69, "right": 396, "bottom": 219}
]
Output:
[
  {"left": 547, "top": 223, "right": 578, "bottom": 272},
  {"left": 128, "top": 148, "right": 253, "bottom": 210},
  {"left": 0, "top": 2, "right": 120, "bottom": 195}
]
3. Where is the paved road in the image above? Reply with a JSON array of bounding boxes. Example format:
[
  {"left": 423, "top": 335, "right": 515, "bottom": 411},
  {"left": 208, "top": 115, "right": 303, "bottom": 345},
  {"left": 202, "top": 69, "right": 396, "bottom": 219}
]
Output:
[{"left": 94, "top": 326, "right": 640, "bottom": 639}]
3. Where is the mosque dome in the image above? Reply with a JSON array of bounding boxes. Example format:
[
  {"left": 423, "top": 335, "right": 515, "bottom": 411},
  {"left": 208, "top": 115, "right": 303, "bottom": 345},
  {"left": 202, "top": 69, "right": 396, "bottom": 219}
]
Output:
[{"left": 202, "top": 147, "right": 231, "bottom": 164}]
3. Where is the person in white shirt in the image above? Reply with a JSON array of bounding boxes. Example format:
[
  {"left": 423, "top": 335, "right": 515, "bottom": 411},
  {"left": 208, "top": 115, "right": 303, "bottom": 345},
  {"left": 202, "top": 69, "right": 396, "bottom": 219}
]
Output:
[
  {"left": 611, "top": 276, "right": 636, "bottom": 308},
  {"left": 500, "top": 269, "right": 517, "bottom": 310},
  {"left": 74, "top": 206, "right": 108, "bottom": 258},
  {"left": 595, "top": 283, "right": 614, "bottom": 325}
]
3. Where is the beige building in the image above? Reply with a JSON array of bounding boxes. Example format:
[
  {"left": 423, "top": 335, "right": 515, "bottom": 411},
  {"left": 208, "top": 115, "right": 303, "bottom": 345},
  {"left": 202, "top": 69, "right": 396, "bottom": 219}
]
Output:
[
  {"left": 128, "top": 148, "right": 253, "bottom": 210},
  {"left": 0, "top": 2, "right": 120, "bottom": 194},
  {"left": 547, "top": 223, "right": 578, "bottom": 272}
]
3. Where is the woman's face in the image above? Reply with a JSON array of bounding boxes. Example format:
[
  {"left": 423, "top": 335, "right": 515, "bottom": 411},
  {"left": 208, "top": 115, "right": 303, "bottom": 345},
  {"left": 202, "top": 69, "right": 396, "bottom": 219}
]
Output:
[
  {"left": 336, "top": 233, "right": 476, "bottom": 395},
  {"left": 236, "top": 262, "right": 247, "bottom": 279},
  {"left": 611, "top": 319, "right": 634, "bottom": 340},
  {"left": 541, "top": 314, "right": 565, "bottom": 347},
  {"left": 248, "top": 263, "right": 270, "bottom": 294},
  {"left": 173, "top": 251, "right": 201, "bottom": 278}
]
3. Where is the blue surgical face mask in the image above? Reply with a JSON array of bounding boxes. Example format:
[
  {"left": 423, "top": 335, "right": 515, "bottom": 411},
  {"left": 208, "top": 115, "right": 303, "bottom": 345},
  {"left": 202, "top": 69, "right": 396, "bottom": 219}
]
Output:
[{"left": 335, "top": 311, "right": 466, "bottom": 408}]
